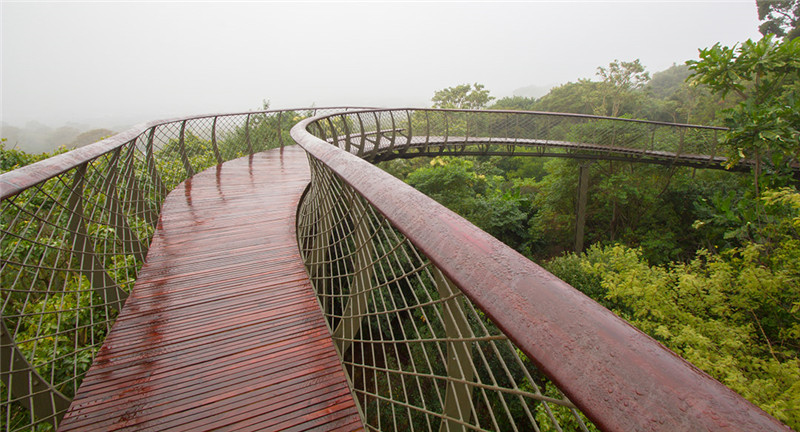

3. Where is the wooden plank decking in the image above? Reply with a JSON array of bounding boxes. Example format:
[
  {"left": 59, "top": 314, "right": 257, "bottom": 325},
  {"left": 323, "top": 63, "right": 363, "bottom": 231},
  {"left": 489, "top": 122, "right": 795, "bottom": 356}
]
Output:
[{"left": 59, "top": 146, "right": 363, "bottom": 431}]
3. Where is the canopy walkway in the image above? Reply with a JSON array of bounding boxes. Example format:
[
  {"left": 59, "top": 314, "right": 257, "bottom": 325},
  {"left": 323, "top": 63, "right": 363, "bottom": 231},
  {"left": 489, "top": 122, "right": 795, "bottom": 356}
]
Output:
[
  {"left": 57, "top": 147, "right": 361, "bottom": 431},
  {"left": 1, "top": 108, "right": 792, "bottom": 432}
]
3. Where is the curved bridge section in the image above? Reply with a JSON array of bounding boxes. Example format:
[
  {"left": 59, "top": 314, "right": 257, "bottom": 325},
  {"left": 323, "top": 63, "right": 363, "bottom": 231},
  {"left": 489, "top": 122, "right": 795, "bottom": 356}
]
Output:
[
  {"left": 0, "top": 108, "right": 790, "bottom": 431},
  {"left": 57, "top": 147, "right": 362, "bottom": 431},
  {"left": 306, "top": 108, "right": 733, "bottom": 170},
  {"left": 0, "top": 107, "right": 351, "bottom": 430},
  {"left": 292, "top": 110, "right": 788, "bottom": 432}
]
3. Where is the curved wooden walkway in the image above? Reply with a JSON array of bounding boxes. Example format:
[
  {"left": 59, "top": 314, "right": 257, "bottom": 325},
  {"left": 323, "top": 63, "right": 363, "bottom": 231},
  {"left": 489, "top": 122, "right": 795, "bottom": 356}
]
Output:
[{"left": 59, "top": 146, "right": 363, "bottom": 431}]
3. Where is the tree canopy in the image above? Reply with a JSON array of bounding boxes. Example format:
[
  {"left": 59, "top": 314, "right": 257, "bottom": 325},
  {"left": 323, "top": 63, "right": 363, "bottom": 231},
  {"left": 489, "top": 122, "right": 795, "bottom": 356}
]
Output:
[
  {"left": 401, "top": 30, "right": 800, "bottom": 425},
  {"left": 758, "top": 0, "right": 800, "bottom": 40},
  {"left": 431, "top": 83, "right": 494, "bottom": 109},
  {"left": 688, "top": 35, "right": 800, "bottom": 192}
]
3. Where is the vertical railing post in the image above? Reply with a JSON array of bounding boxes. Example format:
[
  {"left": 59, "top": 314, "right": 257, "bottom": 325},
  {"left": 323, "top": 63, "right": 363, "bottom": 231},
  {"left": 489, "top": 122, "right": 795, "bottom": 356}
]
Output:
[
  {"left": 326, "top": 117, "right": 339, "bottom": 149},
  {"left": 67, "top": 163, "right": 128, "bottom": 313},
  {"left": 331, "top": 188, "right": 373, "bottom": 355},
  {"left": 343, "top": 114, "right": 353, "bottom": 154},
  {"left": 369, "top": 111, "right": 382, "bottom": 159},
  {"left": 121, "top": 141, "right": 159, "bottom": 230},
  {"left": 575, "top": 163, "right": 590, "bottom": 252},
  {"left": 387, "top": 111, "right": 397, "bottom": 153},
  {"left": 403, "top": 110, "right": 413, "bottom": 156},
  {"left": 434, "top": 270, "right": 475, "bottom": 432},
  {"left": 315, "top": 120, "right": 328, "bottom": 143},
  {"left": 102, "top": 148, "right": 147, "bottom": 262},
  {"left": 245, "top": 113, "right": 253, "bottom": 155},
  {"left": 145, "top": 127, "right": 168, "bottom": 200},
  {"left": 444, "top": 111, "right": 450, "bottom": 145},
  {"left": 424, "top": 110, "right": 431, "bottom": 153},
  {"left": 356, "top": 113, "right": 366, "bottom": 156},
  {"left": 463, "top": 112, "right": 471, "bottom": 154},
  {"left": 177, "top": 120, "right": 195, "bottom": 177},
  {"left": 278, "top": 111, "right": 284, "bottom": 148},
  {"left": 211, "top": 116, "right": 223, "bottom": 164}
]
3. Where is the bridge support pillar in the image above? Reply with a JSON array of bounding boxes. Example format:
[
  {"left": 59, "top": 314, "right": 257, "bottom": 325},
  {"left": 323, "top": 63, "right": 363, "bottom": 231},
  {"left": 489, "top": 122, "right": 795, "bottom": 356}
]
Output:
[{"left": 575, "top": 163, "right": 590, "bottom": 252}]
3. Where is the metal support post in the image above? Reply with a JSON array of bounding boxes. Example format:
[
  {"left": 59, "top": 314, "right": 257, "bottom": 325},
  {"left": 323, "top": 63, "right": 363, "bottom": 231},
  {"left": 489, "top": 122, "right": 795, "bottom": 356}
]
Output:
[
  {"left": 575, "top": 163, "right": 590, "bottom": 252},
  {"left": 434, "top": 270, "right": 475, "bottom": 432}
]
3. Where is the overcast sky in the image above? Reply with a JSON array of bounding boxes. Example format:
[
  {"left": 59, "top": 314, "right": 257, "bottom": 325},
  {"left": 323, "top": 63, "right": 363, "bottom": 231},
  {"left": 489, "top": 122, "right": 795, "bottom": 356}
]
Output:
[{"left": 2, "top": 1, "right": 762, "bottom": 128}]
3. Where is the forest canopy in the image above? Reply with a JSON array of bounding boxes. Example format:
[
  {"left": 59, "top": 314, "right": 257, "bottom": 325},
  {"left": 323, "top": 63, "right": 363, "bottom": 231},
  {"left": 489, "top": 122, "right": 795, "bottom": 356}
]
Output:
[
  {"left": 380, "top": 32, "right": 800, "bottom": 429},
  {"left": 2, "top": 9, "right": 799, "bottom": 430}
]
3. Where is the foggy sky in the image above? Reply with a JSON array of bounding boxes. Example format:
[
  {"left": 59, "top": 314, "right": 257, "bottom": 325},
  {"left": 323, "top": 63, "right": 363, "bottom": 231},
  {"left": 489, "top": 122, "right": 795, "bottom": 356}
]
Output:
[{"left": 2, "top": 1, "right": 761, "bottom": 129}]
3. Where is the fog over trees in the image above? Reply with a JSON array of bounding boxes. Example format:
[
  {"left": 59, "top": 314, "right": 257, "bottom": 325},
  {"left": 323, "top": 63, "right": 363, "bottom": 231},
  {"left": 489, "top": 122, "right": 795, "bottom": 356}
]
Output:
[{"left": 2, "top": 1, "right": 760, "bottom": 142}]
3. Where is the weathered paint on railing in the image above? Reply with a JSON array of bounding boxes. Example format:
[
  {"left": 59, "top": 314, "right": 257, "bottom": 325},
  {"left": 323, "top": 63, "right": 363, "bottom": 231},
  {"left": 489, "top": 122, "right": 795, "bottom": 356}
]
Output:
[
  {"left": 1, "top": 106, "right": 790, "bottom": 432},
  {"left": 292, "top": 111, "right": 790, "bottom": 432}
]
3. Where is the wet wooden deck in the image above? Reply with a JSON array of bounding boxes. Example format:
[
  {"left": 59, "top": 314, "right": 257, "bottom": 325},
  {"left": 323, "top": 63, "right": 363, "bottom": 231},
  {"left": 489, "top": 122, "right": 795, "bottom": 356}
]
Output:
[{"left": 59, "top": 146, "right": 363, "bottom": 431}]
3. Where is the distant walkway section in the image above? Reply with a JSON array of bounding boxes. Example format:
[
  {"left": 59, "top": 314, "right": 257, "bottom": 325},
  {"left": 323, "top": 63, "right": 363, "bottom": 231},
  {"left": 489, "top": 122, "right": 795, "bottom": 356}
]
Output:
[{"left": 58, "top": 146, "right": 363, "bottom": 431}]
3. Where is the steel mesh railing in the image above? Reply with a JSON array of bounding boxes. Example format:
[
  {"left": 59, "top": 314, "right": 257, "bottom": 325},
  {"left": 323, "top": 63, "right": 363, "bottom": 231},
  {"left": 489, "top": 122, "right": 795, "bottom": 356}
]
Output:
[
  {"left": 309, "top": 108, "right": 729, "bottom": 170},
  {"left": 0, "top": 107, "right": 350, "bottom": 431},
  {"left": 292, "top": 110, "right": 789, "bottom": 432},
  {"left": 2, "top": 106, "right": 788, "bottom": 432},
  {"left": 297, "top": 156, "right": 592, "bottom": 431}
]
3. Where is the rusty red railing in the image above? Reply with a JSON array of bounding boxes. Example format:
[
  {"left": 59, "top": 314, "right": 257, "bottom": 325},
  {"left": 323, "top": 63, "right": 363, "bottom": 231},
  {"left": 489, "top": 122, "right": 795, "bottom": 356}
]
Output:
[
  {"left": 292, "top": 109, "right": 790, "bottom": 432},
  {"left": 1, "top": 107, "right": 791, "bottom": 431}
]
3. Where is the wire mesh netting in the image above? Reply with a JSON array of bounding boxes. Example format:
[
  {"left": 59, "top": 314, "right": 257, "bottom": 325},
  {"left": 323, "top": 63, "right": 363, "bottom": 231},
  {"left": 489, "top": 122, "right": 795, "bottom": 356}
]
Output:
[
  {"left": 0, "top": 108, "right": 345, "bottom": 431},
  {"left": 297, "top": 156, "right": 594, "bottom": 431},
  {"left": 311, "top": 109, "right": 725, "bottom": 170},
  {"left": 2, "top": 107, "right": 734, "bottom": 431}
]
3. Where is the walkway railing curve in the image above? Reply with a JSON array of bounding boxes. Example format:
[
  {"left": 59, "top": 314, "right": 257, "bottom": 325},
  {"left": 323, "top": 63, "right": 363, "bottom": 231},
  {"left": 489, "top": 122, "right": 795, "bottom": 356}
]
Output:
[
  {"left": 292, "top": 110, "right": 790, "bottom": 432},
  {"left": 304, "top": 108, "right": 737, "bottom": 170},
  {"left": 0, "top": 107, "right": 357, "bottom": 431},
  {"left": 0, "top": 106, "right": 790, "bottom": 432}
]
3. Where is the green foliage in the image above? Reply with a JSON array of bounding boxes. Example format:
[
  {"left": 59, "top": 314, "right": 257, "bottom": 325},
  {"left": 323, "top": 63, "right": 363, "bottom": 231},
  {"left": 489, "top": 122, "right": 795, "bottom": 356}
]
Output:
[
  {"left": 489, "top": 96, "right": 538, "bottom": 111},
  {"left": 0, "top": 109, "right": 295, "bottom": 428},
  {"left": 688, "top": 35, "right": 800, "bottom": 182},
  {"left": 595, "top": 59, "right": 651, "bottom": 117},
  {"left": 757, "top": 0, "right": 800, "bottom": 40},
  {"left": 406, "top": 157, "right": 485, "bottom": 213},
  {"left": 547, "top": 189, "right": 800, "bottom": 428},
  {"left": 533, "top": 382, "right": 598, "bottom": 432},
  {"left": 398, "top": 152, "right": 741, "bottom": 266},
  {"left": 431, "top": 83, "right": 494, "bottom": 110},
  {"left": 643, "top": 64, "right": 726, "bottom": 124},
  {"left": 532, "top": 80, "right": 600, "bottom": 115},
  {"left": 1, "top": 140, "right": 64, "bottom": 173},
  {"left": 529, "top": 61, "right": 723, "bottom": 125},
  {"left": 405, "top": 157, "right": 534, "bottom": 253},
  {"left": 646, "top": 64, "right": 692, "bottom": 99},
  {"left": 527, "top": 158, "right": 731, "bottom": 263}
]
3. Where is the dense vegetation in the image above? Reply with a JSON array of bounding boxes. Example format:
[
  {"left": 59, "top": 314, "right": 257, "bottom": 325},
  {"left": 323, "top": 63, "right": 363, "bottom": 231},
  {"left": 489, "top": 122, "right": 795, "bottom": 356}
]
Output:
[
  {"left": 380, "top": 33, "right": 800, "bottom": 428},
  {"left": 0, "top": 109, "right": 308, "bottom": 431},
  {"left": 2, "top": 7, "right": 799, "bottom": 429}
]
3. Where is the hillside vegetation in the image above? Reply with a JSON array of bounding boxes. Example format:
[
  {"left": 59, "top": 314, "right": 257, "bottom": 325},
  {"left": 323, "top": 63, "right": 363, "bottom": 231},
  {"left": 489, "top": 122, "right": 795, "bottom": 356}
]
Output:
[{"left": 380, "top": 34, "right": 800, "bottom": 428}]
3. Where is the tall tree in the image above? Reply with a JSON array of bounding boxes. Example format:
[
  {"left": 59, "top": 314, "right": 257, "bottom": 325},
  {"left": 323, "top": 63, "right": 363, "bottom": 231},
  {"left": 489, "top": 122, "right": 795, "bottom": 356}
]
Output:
[
  {"left": 595, "top": 59, "right": 650, "bottom": 117},
  {"left": 431, "top": 83, "right": 494, "bottom": 109},
  {"left": 687, "top": 35, "right": 800, "bottom": 194},
  {"left": 532, "top": 80, "right": 600, "bottom": 115},
  {"left": 757, "top": 0, "right": 800, "bottom": 40}
]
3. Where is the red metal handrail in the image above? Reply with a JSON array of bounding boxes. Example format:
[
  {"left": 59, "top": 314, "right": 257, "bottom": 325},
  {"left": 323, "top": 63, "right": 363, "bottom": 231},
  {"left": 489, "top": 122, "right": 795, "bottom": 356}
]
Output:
[{"left": 291, "top": 114, "right": 789, "bottom": 432}]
